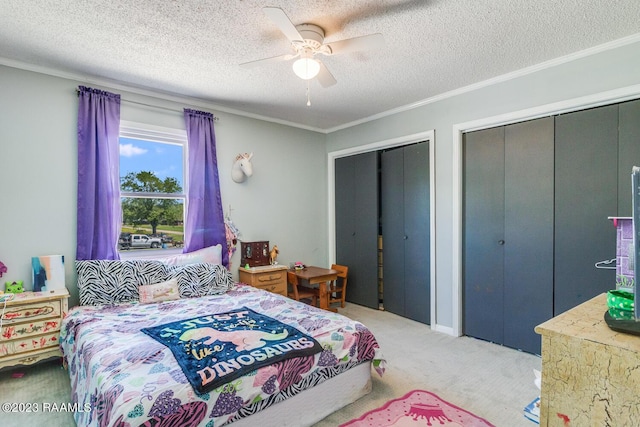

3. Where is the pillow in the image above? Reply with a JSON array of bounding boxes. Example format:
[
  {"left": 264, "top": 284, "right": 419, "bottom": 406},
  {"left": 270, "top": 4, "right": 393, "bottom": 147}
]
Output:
[
  {"left": 139, "top": 278, "right": 180, "bottom": 304},
  {"left": 76, "top": 260, "right": 170, "bottom": 306},
  {"left": 167, "top": 262, "right": 234, "bottom": 298},
  {"left": 157, "top": 244, "right": 223, "bottom": 266}
]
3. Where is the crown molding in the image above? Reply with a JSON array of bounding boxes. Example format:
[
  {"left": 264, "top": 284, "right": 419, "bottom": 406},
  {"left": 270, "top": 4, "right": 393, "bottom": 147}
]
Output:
[
  {"left": 325, "top": 33, "right": 640, "bottom": 133},
  {"left": 3, "top": 31, "right": 639, "bottom": 135},
  {"left": 0, "top": 57, "right": 326, "bottom": 134}
]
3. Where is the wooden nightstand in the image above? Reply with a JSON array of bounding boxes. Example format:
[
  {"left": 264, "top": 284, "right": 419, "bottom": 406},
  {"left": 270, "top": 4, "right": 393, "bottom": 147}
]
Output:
[
  {"left": 238, "top": 265, "right": 289, "bottom": 297},
  {"left": 0, "top": 288, "right": 69, "bottom": 369}
]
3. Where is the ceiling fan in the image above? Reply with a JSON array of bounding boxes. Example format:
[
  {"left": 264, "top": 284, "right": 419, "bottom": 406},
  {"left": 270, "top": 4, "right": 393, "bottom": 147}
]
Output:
[{"left": 240, "top": 7, "right": 384, "bottom": 88}]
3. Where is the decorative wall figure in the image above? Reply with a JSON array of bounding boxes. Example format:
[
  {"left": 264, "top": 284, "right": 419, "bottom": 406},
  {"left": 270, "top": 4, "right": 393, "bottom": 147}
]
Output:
[{"left": 231, "top": 152, "right": 254, "bottom": 183}]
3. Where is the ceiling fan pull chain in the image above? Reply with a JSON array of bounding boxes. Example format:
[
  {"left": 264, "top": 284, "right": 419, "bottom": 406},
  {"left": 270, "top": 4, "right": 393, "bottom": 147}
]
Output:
[{"left": 306, "top": 80, "right": 311, "bottom": 107}]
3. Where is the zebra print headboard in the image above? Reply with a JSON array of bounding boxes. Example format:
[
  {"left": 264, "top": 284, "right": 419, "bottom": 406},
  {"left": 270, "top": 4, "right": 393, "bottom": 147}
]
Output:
[{"left": 76, "top": 259, "right": 234, "bottom": 306}]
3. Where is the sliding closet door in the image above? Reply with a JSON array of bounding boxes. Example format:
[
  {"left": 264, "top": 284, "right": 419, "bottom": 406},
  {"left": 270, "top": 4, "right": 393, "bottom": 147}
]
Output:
[
  {"left": 335, "top": 152, "right": 379, "bottom": 309},
  {"left": 463, "top": 127, "right": 505, "bottom": 345},
  {"left": 381, "top": 142, "right": 430, "bottom": 324},
  {"left": 503, "top": 118, "right": 554, "bottom": 354},
  {"left": 554, "top": 106, "right": 618, "bottom": 315}
]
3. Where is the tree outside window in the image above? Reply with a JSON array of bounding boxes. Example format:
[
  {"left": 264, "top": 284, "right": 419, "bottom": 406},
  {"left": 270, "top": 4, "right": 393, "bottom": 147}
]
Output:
[
  {"left": 119, "top": 123, "right": 186, "bottom": 251},
  {"left": 120, "top": 171, "right": 183, "bottom": 235}
]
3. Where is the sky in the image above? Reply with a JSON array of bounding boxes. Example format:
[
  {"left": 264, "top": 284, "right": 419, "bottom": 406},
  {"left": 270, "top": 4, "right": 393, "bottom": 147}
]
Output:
[{"left": 119, "top": 137, "right": 184, "bottom": 188}]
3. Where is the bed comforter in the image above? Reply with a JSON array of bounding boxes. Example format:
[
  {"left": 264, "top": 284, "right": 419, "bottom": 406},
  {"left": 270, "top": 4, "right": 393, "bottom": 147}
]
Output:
[{"left": 60, "top": 284, "right": 386, "bottom": 427}]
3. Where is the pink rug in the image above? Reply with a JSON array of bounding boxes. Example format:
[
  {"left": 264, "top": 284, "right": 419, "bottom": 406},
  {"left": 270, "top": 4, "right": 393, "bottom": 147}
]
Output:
[{"left": 341, "top": 390, "right": 496, "bottom": 427}]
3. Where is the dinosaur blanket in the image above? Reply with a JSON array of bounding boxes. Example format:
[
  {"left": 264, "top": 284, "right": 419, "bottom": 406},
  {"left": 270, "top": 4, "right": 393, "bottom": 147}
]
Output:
[{"left": 142, "top": 307, "right": 322, "bottom": 394}]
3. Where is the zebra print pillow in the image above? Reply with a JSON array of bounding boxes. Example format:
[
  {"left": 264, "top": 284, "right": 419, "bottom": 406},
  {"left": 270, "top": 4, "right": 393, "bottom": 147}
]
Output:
[
  {"left": 76, "top": 260, "right": 169, "bottom": 306},
  {"left": 76, "top": 260, "right": 235, "bottom": 306},
  {"left": 167, "top": 263, "right": 235, "bottom": 298}
]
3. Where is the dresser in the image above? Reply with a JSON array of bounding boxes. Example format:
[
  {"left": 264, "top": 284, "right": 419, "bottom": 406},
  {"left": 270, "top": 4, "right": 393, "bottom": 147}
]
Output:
[
  {"left": 238, "top": 265, "right": 289, "bottom": 297},
  {"left": 0, "top": 288, "right": 69, "bottom": 369},
  {"left": 535, "top": 293, "right": 640, "bottom": 426}
]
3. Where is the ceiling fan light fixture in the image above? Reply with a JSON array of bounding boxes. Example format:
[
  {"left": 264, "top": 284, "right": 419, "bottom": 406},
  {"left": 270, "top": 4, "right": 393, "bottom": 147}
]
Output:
[{"left": 292, "top": 53, "right": 320, "bottom": 80}]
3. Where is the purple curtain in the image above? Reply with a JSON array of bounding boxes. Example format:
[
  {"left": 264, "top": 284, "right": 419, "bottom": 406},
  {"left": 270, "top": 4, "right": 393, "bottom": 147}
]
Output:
[
  {"left": 76, "top": 86, "right": 121, "bottom": 260},
  {"left": 183, "top": 108, "right": 228, "bottom": 267}
]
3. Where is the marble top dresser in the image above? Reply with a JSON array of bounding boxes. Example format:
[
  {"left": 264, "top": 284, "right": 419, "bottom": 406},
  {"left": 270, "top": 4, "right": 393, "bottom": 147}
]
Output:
[{"left": 535, "top": 293, "right": 640, "bottom": 426}]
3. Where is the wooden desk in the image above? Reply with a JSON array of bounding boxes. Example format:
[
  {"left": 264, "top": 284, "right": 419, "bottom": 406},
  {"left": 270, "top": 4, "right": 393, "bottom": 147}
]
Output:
[{"left": 292, "top": 266, "right": 338, "bottom": 312}]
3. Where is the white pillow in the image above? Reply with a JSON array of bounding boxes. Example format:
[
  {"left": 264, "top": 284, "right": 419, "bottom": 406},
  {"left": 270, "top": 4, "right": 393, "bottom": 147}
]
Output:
[
  {"left": 139, "top": 278, "right": 180, "bottom": 304},
  {"left": 159, "top": 244, "right": 223, "bottom": 266}
]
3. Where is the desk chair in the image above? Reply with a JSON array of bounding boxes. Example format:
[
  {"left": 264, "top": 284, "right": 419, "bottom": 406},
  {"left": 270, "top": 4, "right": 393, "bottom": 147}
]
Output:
[
  {"left": 287, "top": 271, "right": 318, "bottom": 306},
  {"left": 328, "top": 264, "right": 349, "bottom": 308}
]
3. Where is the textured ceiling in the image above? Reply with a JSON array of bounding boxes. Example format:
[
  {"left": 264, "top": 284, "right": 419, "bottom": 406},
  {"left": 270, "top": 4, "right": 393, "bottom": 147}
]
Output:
[{"left": 1, "top": 0, "right": 640, "bottom": 131}]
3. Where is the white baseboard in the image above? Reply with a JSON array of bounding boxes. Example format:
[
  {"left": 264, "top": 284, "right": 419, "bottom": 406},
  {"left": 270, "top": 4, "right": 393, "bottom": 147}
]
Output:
[{"left": 431, "top": 323, "right": 457, "bottom": 337}]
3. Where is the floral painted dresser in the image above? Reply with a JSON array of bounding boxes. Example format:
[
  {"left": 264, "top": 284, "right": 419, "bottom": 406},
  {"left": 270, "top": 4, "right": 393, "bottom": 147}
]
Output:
[{"left": 0, "top": 288, "right": 69, "bottom": 368}]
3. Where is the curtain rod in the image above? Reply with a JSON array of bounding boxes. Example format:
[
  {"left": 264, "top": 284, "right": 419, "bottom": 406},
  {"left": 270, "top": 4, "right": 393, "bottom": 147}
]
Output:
[{"left": 75, "top": 89, "right": 219, "bottom": 121}]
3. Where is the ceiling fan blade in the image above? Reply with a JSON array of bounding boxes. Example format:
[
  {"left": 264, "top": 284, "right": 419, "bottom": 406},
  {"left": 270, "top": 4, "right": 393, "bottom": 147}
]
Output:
[
  {"left": 240, "top": 53, "right": 295, "bottom": 69},
  {"left": 325, "top": 33, "right": 384, "bottom": 55},
  {"left": 316, "top": 62, "right": 337, "bottom": 88},
  {"left": 263, "top": 7, "right": 304, "bottom": 43}
]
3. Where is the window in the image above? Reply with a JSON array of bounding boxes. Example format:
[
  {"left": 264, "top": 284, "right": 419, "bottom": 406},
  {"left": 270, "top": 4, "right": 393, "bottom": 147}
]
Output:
[{"left": 119, "top": 121, "right": 187, "bottom": 255}]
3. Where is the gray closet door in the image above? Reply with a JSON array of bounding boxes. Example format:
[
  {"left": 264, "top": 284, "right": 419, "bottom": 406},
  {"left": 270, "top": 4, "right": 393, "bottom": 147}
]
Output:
[
  {"left": 464, "top": 101, "right": 640, "bottom": 354},
  {"left": 381, "top": 142, "right": 430, "bottom": 324},
  {"left": 619, "top": 100, "right": 640, "bottom": 216},
  {"left": 503, "top": 118, "right": 554, "bottom": 354},
  {"left": 403, "top": 142, "right": 430, "bottom": 323},
  {"left": 335, "top": 152, "right": 379, "bottom": 309},
  {"left": 554, "top": 106, "right": 618, "bottom": 315},
  {"left": 464, "top": 118, "right": 554, "bottom": 354},
  {"left": 381, "top": 148, "right": 405, "bottom": 316},
  {"left": 463, "top": 126, "right": 505, "bottom": 345}
]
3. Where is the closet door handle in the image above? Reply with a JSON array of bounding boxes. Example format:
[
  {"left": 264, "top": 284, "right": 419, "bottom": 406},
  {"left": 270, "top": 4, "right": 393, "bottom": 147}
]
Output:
[
  {"left": 498, "top": 240, "right": 505, "bottom": 245},
  {"left": 403, "top": 235, "right": 408, "bottom": 240}
]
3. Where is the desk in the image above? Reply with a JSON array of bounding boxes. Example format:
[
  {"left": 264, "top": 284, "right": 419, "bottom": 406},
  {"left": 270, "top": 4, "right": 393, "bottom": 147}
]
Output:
[{"left": 292, "top": 266, "right": 338, "bottom": 312}]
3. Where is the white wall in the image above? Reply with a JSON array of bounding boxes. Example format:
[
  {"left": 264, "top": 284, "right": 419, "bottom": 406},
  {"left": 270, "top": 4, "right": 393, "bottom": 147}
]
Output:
[
  {"left": 0, "top": 65, "right": 326, "bottom": 306},
  {"left": 326, "top": 37, "right": 640, "bottom": 333}
]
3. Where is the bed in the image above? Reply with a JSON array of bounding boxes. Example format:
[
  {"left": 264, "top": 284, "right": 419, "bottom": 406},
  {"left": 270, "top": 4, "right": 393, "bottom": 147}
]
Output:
[{"left": 60, "top": 257, "right": 386, "bottom": 427}]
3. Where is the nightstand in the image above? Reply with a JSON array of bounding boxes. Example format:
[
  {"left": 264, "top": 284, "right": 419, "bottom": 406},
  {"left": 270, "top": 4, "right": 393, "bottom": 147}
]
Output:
[
  {"left": 0, "top": 288, "right": 69, "bottom": 369},
  {"left": 238, "top": 265, "right": 289, "bottom": 297}
]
